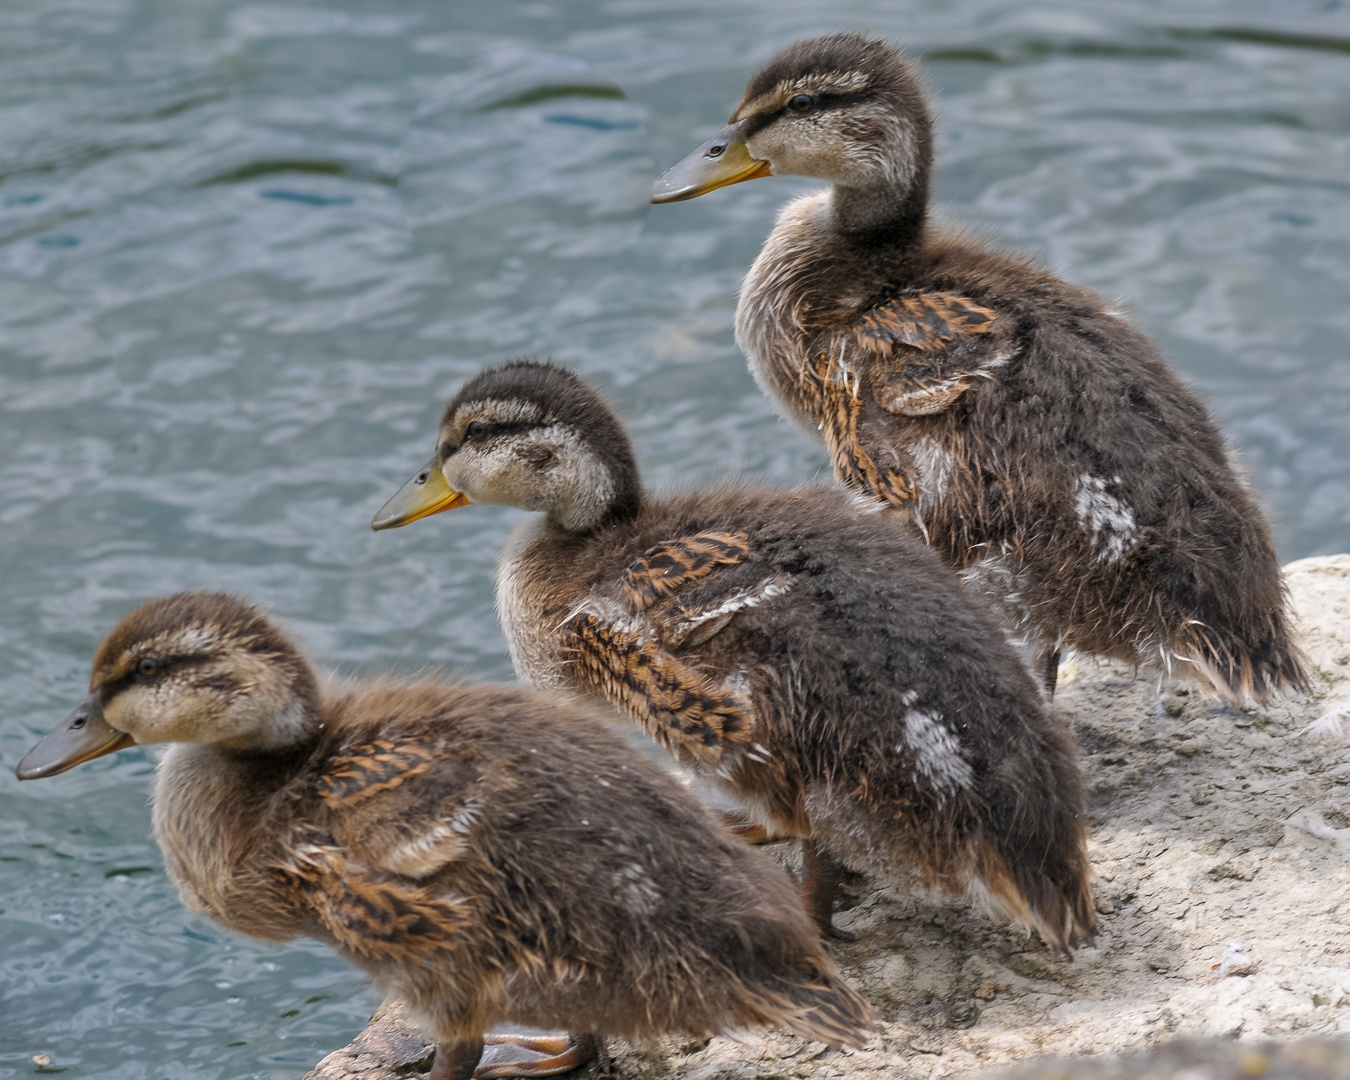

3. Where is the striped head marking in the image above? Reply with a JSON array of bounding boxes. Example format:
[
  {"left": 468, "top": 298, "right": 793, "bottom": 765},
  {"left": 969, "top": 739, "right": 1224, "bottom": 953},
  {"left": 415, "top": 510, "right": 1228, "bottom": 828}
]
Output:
[
  {"left": 90, "top": 593, "right": 319, "bottom": 750},
  {"left": 729, "top": 33, "right": 930, "bottom": 192},
  {"left": 435, "top": 361, "right": 641, "bottom": 533}
]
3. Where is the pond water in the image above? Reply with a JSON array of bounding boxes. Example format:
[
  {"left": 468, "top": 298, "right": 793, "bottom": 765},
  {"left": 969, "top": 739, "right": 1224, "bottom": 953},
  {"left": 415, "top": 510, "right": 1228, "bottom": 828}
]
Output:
[{"left": 1, "top": 0, "right": 1348, "bottom": 1076}]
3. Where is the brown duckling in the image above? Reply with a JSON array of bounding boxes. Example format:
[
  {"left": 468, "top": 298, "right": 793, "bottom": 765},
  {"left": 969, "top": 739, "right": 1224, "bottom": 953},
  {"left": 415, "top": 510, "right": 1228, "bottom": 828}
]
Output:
[
  {"left": 372, "top": 361, "right": 1095, "bottom": 952},
  {"left": 652, "top": 33, "right": 1309, "bottom": 702},
  {"left": 16, "top": 592, "right": 874, "bottom": 1080}
]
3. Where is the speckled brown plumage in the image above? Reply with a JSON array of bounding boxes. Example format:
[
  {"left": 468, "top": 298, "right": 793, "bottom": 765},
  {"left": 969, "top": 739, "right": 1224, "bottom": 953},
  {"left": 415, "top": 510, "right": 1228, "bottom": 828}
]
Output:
[
  {"left": 569, "top": 610, "right": 753, "bottom": 760},
  {"left": 620, "top": 531, "right": 751, "bottom": 610},
  {"left": 316, "top": 739, "right": 451, "bottom": 808},
  {"left": 390, "top": 362, "right": 1096, "bottom": 954},
  {"left": 854, "top": 293, "right": 995, "bottom": 355},
  {"left": 658, "top": 32, "right": 1309, "bottom": 703},
  {"left": 19, "top": 592, "right": 876, "bottom": 1074}
]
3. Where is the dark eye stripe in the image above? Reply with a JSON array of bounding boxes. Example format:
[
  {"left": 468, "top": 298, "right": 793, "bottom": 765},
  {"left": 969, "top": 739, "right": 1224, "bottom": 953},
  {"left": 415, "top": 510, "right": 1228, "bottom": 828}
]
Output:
[
  {"left": 101, "top": 654, "right": 197, "bottom": 702},
  {"left": 740, "top": 90, "right": 861, "bottom": 138},
  {"left": 441, "top": 417, "right": 542, "bottom": 459}
]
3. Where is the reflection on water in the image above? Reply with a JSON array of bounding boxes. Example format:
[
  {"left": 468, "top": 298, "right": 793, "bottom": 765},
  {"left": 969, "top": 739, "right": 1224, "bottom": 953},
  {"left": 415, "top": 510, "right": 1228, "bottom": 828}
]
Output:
[{"left": 1, "top": 1, "right": 1347, "bottom": 1075}]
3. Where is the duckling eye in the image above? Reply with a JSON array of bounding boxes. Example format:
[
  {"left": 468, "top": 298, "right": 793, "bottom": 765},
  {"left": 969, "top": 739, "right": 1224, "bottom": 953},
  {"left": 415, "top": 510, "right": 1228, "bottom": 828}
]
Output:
[
  {"left": 788, "top": 94, "right": 814, "bottom": 113},
  {"left": 465, "top": 421, "right": 488, "bottom": 441},
  {"left": 136, "top": 658, "right": 160, "bottom": 678}
]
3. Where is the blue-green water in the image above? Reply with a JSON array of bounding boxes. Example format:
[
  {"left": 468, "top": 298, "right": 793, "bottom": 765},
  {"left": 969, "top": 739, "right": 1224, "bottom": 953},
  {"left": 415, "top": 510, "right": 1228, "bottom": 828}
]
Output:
[{"left": 2, "top": 1, "right": 1348, "bottom": 1076}]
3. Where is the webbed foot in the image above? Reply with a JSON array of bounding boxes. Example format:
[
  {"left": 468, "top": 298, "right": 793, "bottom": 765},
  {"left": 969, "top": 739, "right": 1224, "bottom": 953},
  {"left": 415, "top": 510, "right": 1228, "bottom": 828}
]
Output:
[{"left": 472, "top": 1029, "right": 602, "bottom": 1078}]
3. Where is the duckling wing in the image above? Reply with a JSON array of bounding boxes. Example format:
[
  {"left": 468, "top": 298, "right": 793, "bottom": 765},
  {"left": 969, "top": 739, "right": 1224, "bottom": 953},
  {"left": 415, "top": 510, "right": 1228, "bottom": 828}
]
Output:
[
  {"left": 854, "top": 293, "right": 995, "bottom": 354},
  {"left": 566, "top": 531, "right": 781, "bottom": 763},
  {"left": 317, "top": 736, "right": 484, "bottom": 879},
  {"left": 317, "top": 738, "right": 448, "bottom": 808},
  {"left": 277, "top": 841, "right": 472, "bottom": 963},
  {"left": 852, "top": 293, "right": 1001, "bottom": 416},
  {"left": 619, "top": 531, "right": 751, "bottom": 611}
]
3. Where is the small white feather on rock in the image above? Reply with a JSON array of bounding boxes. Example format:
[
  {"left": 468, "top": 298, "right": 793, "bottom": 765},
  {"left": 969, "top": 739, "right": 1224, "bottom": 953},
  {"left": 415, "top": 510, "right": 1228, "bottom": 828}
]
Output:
[
  {"left": 1287, "top": 811, "right": 1339, "bottom": 843},
  {"left": 1301, "top": 693, "right": 1349, "bottom": 741},
  {"left": 1217, "top": 940, "right": 1258, "bottom": 977}
]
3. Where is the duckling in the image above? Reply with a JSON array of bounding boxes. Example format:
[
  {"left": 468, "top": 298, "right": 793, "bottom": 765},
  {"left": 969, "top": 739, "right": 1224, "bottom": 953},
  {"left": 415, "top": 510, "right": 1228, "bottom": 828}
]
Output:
[
  {"left": 372, "top": 361, "right": 1095, "bottom": 951},
  {"left": 16, "top": 592, "right": 874, "bottom": 1080},
  {"left": 652, "top": 33, "right": 1309, "bottom": 702}
]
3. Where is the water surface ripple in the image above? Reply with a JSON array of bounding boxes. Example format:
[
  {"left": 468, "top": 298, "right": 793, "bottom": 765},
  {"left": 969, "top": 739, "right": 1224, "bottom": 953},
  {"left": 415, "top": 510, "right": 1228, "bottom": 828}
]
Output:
[{"left": 1, "top": 1, "right": 1347, "bottom": 1076}]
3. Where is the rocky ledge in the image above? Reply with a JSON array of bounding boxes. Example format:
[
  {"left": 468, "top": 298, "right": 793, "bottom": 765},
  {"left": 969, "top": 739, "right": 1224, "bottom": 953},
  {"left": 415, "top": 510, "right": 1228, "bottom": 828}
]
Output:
[{"left": 308, "top": 556, "right": 1350, "bottom": 1080}]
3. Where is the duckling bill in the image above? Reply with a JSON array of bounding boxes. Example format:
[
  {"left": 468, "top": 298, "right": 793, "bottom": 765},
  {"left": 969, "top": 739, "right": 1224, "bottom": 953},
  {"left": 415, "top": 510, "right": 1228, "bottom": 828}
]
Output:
[
  {"left": 19, "top": 592, "right": 874, "bottom": 1079},
  {"left": 375, "top": 361, "right": 1096, "bottom": 953},
  {"left": 653, "top": 33, "right": 1309, "bottom": 703}
]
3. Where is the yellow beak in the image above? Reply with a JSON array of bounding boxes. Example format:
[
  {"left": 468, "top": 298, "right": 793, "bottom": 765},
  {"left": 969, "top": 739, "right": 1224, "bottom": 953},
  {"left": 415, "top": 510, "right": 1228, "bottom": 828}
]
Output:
[
  {"left": 371, "top": 458, "right": 472, "bottom": 531},
  {"left": 652, "top": 123, "right": 772, "bottom": 203},
  {"left": 17, "top": 692, "right": 136, "bottom": 780}
]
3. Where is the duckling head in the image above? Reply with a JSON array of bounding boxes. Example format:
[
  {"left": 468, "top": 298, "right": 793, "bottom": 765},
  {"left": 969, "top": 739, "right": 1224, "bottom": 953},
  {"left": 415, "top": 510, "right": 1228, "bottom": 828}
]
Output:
[
  {"left": 373, "top": 360, "right": 641, "bottom": 535},
  {"left": 653, "top": 33, "right": 931, "bottom": 238},
  {"left": 17, "top": 593, "right": 321, "bottom": 779}
]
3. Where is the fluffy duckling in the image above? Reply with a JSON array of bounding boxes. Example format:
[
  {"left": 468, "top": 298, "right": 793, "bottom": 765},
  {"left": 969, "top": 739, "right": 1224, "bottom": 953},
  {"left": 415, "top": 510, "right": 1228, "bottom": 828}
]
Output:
[
  {"left": 16, "top": 592, "right": 874, "bottom": 1080},
  {"left": 652, "top": 33, "right": 1308, "bottom": 702},
  {"left": 373, "top": 361, "right": 1095, "bottom": 951}
]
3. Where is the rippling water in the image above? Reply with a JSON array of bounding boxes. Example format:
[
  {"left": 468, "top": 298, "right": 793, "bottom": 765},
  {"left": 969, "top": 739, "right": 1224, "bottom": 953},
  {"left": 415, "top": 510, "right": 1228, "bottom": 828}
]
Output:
[{"left": 2, "top": 1, "right": 1347, "bottom": 1076}]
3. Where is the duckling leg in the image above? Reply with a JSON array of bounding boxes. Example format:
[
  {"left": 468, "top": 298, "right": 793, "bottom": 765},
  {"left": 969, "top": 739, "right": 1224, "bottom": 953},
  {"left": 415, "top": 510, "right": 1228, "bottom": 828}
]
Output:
[
  {"left": 801, "top": 838, "right": 856, "bottom": 942},
  {"left": 430, "top": 1037, "right": 484, "bottom": 1080},
  {"left": 474, "top": 1030, "right": 601, "bottom": 1078},
  {"left": 1037, "top": 648, "right": 1061, "bottom": 699}
]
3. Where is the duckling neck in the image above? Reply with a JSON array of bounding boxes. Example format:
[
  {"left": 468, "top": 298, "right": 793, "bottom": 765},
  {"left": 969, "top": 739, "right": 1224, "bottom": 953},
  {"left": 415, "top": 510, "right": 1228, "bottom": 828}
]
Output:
[
  {"left": 544, "top": 446, "right": 642, "bottom": 535},
  {"left": 153, "top": 740, "right": 317, "bottom": 941},
  {"left": 546, "top": 490, "right": 640, "bottom": 536},
  {"left": 829, "top": 179, "right": 927, "bottom": 250}
]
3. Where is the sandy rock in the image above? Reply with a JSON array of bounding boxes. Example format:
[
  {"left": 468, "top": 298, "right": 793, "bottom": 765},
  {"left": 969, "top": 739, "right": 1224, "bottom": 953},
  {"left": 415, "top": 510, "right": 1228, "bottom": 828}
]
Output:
[
  {"left": 309, "top": 557, "right": 1350, "bottom": 1079},
  {"left": 303, "top": 1000, "right": 434, "bottom": 1080},
  {"left": 975, "top": 1037, "right": 1350, "bottom": 1078}
]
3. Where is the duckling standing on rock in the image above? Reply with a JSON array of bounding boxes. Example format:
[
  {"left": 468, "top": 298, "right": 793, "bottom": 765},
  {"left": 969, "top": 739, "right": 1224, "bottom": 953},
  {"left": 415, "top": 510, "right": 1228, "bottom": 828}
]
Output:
[
  {"left": 373, "top": 361, "right": 1095, "bottom": 951},
  {"left": 652, "top": 33, "right": 1309, "bottom": 702},
  {"left": 16, "top": 592, "right": 874, "bottom": 1080}
]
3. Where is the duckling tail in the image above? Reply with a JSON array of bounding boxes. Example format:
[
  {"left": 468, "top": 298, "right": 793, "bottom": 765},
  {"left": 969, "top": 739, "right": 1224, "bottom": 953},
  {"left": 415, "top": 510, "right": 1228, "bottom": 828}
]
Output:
[
  {"left": 975, "top": 838, "right": 1096, "bottom": 958},
  {"left": 734, "top": 966, "right": 877, "bottom": 1049},
  {"left": 1179, "top": 614, "right": 1312, "bottom": 706},
  {"left": 968, "top": 736, "right": 1097, "bottom": 957}
]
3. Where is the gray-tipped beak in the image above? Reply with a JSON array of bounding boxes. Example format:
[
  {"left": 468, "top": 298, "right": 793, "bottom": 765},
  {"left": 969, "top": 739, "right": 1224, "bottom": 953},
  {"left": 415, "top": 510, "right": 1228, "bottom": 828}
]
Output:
[
  {"left": 372, "top": 458, "right": 472, "bottom": 531},
  {"left": 17, "top": 692, "right": 135, "bottom": 780},
  {"left": 652, "top": 123, "right": 772, "bottom": 204}
]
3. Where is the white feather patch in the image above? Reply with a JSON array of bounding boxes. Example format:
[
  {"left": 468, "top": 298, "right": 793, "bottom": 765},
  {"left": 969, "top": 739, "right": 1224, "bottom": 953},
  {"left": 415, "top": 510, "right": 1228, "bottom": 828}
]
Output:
[
  {"left": 1074, "top": 474, "right": 1137, "bottom": 564},
  {"left": 906, "top": 436, "right": 955, "bottom": 513},
  {"left": 901, "top": 708, "right": 974, "bottom": 798},
  {"left": 675, "top": 577, "right": 793, "bottom": 639}
]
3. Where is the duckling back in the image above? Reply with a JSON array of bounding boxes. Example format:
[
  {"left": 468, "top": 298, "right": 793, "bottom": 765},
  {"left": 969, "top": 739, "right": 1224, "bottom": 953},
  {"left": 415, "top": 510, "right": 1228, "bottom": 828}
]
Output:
[
  {"left": 717, "top": 489, "right": 1096, "bottom": 951},
  {"left": 499, "top": 483, "right": 1096, "bottom": 953}
]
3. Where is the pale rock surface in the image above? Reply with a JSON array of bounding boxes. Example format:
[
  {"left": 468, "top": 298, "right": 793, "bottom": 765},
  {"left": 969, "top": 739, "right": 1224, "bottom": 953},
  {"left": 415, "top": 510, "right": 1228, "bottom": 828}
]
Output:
[{"left": 307, "top": 557, "right": 1350, "bottom": 1080}]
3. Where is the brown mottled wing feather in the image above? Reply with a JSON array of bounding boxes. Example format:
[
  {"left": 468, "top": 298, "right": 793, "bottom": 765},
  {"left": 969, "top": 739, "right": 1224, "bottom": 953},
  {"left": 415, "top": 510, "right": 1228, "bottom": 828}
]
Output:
[
  {"left": 318, "top": 734, "right": 485, "bottom": 879},
  {"left": 853, "top": 293, "right": 995, "bottom": 355},
  {"left": 317, "top": 739, "right": 448, "bottom": 808},
  {"left": 568, "top": 612, "right": 751, "bottom": 763},
  {"left": 620, "top": 532, "right": 751, "bottom": 611},
  {"left": 869, "top": 361, "right": 980, "bottom": 417},
  {"left": 276, "top": 843, "right": 471, "bottom": 962},
  {"left": 803, "top": 354, "right": 916, "bottom": 509},
  {"left": 852, "top": 294, "right": 1001, "bottom": 417}
]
